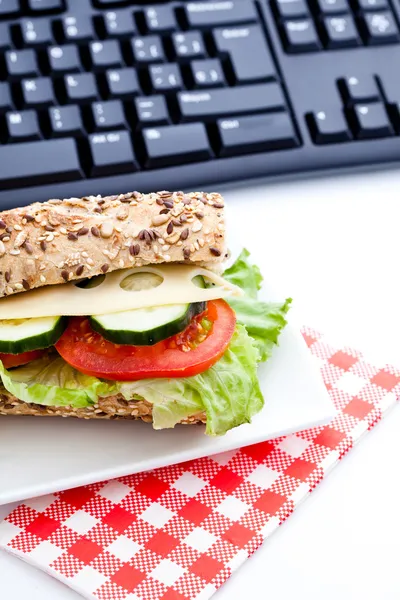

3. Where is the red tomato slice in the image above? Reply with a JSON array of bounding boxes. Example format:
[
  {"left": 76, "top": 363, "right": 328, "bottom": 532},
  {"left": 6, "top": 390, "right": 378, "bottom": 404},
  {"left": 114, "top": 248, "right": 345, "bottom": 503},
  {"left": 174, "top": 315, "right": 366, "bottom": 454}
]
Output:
[
  {"left": 0, "top": 349, "right": 46, "bottom": 369},
  {"left": 55, "top": 300, "right": 236, "bottom": 381}
]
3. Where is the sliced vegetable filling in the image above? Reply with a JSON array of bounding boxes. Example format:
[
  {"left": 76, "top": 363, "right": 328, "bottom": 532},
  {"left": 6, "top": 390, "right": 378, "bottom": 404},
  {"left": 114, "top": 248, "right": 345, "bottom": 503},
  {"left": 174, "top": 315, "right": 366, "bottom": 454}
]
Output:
[
  {"left": 89, "top": 301, "right": 207, "bottom": 346},
  {"left": 0, "top": 316, "right": 67, "bottom": 354}
]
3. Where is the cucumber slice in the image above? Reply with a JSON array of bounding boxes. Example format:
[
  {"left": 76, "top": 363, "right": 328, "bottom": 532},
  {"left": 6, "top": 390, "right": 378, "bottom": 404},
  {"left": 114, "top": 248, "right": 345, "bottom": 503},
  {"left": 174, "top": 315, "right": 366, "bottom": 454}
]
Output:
[
  {"left": 89, "top": 302, "right": 206, "bottom": 346},
  {"left": 0, "top": 316, "right": 67, "bottom": 354}
]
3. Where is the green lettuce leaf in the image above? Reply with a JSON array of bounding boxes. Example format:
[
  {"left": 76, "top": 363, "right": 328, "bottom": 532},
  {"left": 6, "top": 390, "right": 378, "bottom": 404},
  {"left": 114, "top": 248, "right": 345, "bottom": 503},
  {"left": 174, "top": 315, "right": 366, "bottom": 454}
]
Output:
[
  {"left": 223, "top": 249, "right": 292, "bottom": 361},
  {"left": 0, "top": 356, "right": 114, "bottom": 408},
  {"left": 118, "top": 325, "right": 263, "bottom": 436}
]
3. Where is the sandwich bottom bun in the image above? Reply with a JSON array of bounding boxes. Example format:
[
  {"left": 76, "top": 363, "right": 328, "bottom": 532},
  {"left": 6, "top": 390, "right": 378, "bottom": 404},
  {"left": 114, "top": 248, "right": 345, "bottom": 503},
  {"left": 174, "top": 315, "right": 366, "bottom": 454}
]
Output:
[{"left": 0, "top": 393, "right": 206, "bottom": 425}]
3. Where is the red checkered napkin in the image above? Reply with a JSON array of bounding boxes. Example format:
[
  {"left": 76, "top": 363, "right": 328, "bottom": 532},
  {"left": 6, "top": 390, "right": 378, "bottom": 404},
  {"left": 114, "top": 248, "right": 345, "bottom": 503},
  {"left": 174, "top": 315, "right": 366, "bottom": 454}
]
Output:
[{"left": 1, "top": 327, "right": 400, "bottom": 600}]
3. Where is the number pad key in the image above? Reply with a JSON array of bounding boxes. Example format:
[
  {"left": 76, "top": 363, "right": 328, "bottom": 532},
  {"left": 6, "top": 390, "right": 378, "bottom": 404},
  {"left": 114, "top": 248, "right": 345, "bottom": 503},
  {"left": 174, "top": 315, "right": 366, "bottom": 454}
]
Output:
[
  {"left": 131, "top": 36, "right": 165, "bottom": 64},
  {"left": 48, "top": 105, "right": 84, "bottom": 137},
  {"left": 5, "top": 50, "right": 39, "bottom": 80},
  {"left": 6, "top": 110, "right": 41, "bottom": 142},
  {"left": 171, "top": 32, "right": 206, "bottom": 60},
  {"left": 20, "top": 77, "right": 54, "bottom": 108},
  {"left": 134, "top": 95, "right": 170, "bottom": 127},
  {"left": 88, "top": 40, "right": 123, "bottom": 71},
  {"left": 59, "top": 15, "right": 94, "bottom": 43},
  {"left": 88, "top": 131, "right": 137, "bottom": 177},
  {"left": 322, "top": 16, "right": 361, "bottom": 47},
  {"left": 149, "top": 64, "right": 182, "bottom": 93},
  {"left": 105, "top": 68, "right": 141, "bottom": 99},
  {"left": 143, "top": 5, "right": 177, "bottom": 33},
  {"left": 19, "top": 18, "right": 53, "bottom": 46},
  {"left": 63, "top": 73, "right": 98, "bottom": 104},
  {"left": 190, "top": 59, "right": 225, "bottom": 88},
  {"left": 90, "top": 100, "right": 126, "bottom": 131},
  {"left": 47, "top": 45, "right": 81, "bottom": 73},
  {"left": 102, "top": 9, "right": 136, "bottom": 38}
]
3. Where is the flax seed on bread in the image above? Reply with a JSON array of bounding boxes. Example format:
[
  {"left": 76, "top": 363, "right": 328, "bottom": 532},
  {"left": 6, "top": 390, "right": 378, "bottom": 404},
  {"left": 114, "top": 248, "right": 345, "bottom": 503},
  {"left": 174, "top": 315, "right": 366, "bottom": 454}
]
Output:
[{"left": 0, "top": 190, "right": 226, "bottom": 298}]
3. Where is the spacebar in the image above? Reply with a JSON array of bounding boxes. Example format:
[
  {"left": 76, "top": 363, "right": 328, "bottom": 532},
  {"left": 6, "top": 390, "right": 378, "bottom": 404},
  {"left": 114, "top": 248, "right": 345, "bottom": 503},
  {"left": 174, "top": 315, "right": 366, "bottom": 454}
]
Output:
[{"left": 0, "top": 138, "right": 83, "bottom": 191}]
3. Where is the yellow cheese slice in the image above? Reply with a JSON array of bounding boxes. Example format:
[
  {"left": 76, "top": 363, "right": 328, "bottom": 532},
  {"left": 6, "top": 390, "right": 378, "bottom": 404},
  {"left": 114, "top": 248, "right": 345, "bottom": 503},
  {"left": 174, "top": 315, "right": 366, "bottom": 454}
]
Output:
[{"left": 0, "top": 266, "right": 243, "bottom": 319}]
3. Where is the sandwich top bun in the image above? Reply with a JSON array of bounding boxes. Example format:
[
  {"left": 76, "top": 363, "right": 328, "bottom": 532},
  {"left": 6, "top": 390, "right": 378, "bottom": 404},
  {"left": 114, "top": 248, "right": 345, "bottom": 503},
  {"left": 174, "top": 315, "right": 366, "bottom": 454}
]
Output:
[{"left": 0, "top": 190, "right": 226, "bottom": 299}]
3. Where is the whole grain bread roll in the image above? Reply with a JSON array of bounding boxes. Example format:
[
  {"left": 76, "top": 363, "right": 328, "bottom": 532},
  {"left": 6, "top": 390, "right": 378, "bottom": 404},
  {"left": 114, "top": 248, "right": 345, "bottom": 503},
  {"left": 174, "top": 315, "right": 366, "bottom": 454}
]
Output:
[
  {"left": 0, "top": 190, "right": 226, "bottom": 299},
  {"left": 0, "top": 393, "right": 206, "bottom": 426}
]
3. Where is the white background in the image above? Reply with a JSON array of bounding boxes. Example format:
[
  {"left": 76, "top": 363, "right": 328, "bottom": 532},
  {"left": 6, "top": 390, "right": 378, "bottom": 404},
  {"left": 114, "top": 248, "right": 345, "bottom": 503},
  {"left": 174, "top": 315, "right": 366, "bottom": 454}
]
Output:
[{"left": 1, "top": 170, "right": 400, "bottom": 599}]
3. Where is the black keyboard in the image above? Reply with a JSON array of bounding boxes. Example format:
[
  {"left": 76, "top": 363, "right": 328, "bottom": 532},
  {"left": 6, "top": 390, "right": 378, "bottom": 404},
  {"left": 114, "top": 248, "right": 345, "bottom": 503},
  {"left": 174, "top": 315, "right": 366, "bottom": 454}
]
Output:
[{"left": 1, "top": 0, "right": 400, "bottom": 208}]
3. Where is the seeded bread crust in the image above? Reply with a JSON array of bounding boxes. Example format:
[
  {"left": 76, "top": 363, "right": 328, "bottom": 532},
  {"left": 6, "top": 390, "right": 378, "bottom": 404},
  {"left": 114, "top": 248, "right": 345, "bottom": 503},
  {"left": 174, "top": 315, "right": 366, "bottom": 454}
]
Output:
[
  {"left": 0, "top": 392, "right": 206, "bottom": 425},
  {"left": 0, "top": 191, "right": 226, "bottom": 298}
]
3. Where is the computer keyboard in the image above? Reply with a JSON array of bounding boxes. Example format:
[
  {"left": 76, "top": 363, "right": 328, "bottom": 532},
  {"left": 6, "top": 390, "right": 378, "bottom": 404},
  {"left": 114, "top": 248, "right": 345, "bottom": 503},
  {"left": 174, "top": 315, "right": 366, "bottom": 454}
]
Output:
[{"left": 1, "top": 0, "right": 400, "bottom": 208}]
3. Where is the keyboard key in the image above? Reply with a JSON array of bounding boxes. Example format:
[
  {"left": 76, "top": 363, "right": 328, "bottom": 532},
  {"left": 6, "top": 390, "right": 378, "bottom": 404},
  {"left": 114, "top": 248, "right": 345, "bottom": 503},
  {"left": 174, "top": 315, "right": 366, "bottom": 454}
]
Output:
[
  {"left": 5, "top": 110, "right": 41, "bottom": 142},
  {"left": 48, "top": 105, "right": 84, "bottom": 137},
  {"left": 315, "top": 0, "right": 350, "bottom": 14},
  {"left": 0, "top": 138, "right": 83, "bottom": 190},
  {"left": 5, "top": 50, "right": 39, "bottom": 80},
  {"left": 19, "top": 18, "right": 53, "bottom": 46},
  {"left": 47, "top": 45, "right": 81, "bottom": 73},
  {"left": 178, "top": 84, "right": 285, "bottom": 122},
  {"left": 0, "top": 83, "right": 13, "bottom": 114},
  {"left": 183, "top": 1, "right": 257, "bottom": 28},
  {"left": 88, "top": 40, "right": 123, "bottom": 70},
  {"left": 350, "top": 102, "right": 393, "bottom": 138},
  {"left": 273, "top": 0, "right": 310, "bottom": 19},
  {"left": 307, "top": 108, "right": 352, "bottom": 143},
  {"left": 59, "top": 14, "right": 94, "bottom": 43},
  {"left": 131, "top": 36, "right": 165, "bottom": 64},
  {"left": 0, "top": 0, "right": 20, "bottom": 17},
  {"left": 213, "top": 25, "right": 276, "bottom": 83},
  {"left": 90, "top": 100, "right": 126, "bottom": 131},
  {"left": 149, "top": 64, "right": 183, "bottom": 93},
  {"left": 101, "top": 9, "right": 136, "bottom": 38},
  {"left": 322, "top": 16, "right": 361, "bottom": 48},
  {"left": 105, "top": 68, "right": 140, "bottom": 98},
  {"left": 141, "top": 123, "right": 211, "bottom": 168},
  {"left": 216, "top": 113, "right": 298, "bottom": 156},
  {"left": 338, "top": 75, "right": 380, "bottom": 105},
  {"left": 20, "top": 77, "right": 54, "bottom": 108},
  {"left": 27, "top": 0, "right": 64, "bottom": 12},
  {"left": 143, "top": 5, "right": 177, "bottom": 33},
  {"left": 282, "top": 19, "right": 321, "bottom": 52},
  {"left": 134, "top": 95, "right": 170, "bottom": 127},
  {"left": 190, "top": 59, "right": 225, "bottom": 88},
  {"left": 172, "top": 32, "right": 206, "bottom": 60},
  {"left": 0, "top": 24, "right": 12, "bottom": 50},
  {"left": 63, "top": 73, "right": 98, "bottom": 104},
  {"left": 356, "top": 0, "right": 388, "bottom": 10},
  {"left": 361, "top": 12, "right": 399, "bottom": 44},
  {"left": 88, "top": 131, "right": 137, "bottom": 177}
]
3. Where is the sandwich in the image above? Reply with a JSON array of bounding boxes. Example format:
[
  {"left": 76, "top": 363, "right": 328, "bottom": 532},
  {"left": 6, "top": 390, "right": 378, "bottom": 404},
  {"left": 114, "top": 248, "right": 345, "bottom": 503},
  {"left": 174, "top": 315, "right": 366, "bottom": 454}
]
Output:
[{"left": 0, "top": 191, "right": 291, "bottom": 436}]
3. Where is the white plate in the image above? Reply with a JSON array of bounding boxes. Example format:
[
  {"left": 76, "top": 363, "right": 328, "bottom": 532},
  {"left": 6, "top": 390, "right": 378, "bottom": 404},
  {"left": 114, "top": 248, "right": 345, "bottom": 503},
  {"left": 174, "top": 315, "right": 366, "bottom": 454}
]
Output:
[{"left": 0, "top": 245, "right": 335, "bottom": 505}]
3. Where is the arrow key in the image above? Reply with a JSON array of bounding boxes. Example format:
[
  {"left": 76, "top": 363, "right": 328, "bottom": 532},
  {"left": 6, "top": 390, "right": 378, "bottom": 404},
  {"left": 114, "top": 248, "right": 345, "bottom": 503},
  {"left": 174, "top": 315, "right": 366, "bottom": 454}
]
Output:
[
  {"left": 350, "top": 103, "right": 393, "bottom": 138},
  {"left": 307, "top": 108, "right": 352, "bottom": 144}
]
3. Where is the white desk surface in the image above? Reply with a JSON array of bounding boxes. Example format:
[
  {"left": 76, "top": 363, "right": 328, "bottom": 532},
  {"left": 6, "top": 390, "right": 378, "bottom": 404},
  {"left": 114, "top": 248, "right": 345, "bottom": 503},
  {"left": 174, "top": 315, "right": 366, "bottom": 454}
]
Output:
[{"left": 1, "top": 170, "right": 400, "bottom": 599}]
